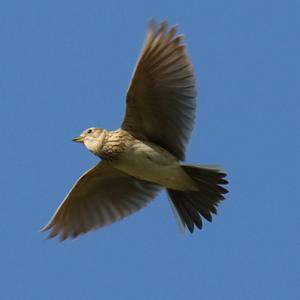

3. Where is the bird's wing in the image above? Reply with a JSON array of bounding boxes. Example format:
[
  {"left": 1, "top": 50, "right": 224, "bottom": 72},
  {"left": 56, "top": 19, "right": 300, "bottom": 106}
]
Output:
[
  {"left": 41, "top": 161, "right": 161, "bottom": 241},
  {"left": 121, "top": 20, "right": 196, "bottom": 161}
]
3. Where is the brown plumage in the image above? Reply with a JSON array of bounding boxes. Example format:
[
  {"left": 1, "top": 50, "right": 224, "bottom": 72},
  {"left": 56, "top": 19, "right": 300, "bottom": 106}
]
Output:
[
  {"left": 41, "top": 20, "right": 228, "bottom": 241},
  {"left": 98, "top": 129, "right": 136, "bottom": 159}
]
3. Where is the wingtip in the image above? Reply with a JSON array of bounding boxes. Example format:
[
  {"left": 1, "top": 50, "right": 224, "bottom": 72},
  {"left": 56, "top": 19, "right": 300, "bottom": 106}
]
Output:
[
  {"left": 147, "top": 18, "right": 156, "bottom": 32},
  {"left": 159, "top": 20, "right": 168, "bottom": 30},
  {"left": 39, "top": 224, "right": 50, "bottom": 233},
  {"left": 147, "top": 19, "right": 178, "bottom": 37}
]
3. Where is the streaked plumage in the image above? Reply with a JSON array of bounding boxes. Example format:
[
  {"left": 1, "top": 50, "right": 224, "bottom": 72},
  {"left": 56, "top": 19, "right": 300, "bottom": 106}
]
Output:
[{"left": 42, "top": 21, "right": 228, "bottom": 241}]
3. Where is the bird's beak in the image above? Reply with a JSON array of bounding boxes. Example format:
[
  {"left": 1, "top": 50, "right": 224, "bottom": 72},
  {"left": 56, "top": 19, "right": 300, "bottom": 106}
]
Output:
[{"left": 72, "top": 136, "right": 84, "bottom": 143}]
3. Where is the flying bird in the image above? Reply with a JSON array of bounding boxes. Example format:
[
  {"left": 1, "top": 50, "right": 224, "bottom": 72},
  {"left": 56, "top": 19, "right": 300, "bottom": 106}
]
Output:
[{"left": 42, "top": 20, "right": 228, "bottom": 241}]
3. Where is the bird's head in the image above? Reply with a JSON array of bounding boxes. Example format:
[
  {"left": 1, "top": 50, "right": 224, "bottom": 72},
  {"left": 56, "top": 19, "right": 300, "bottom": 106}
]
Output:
[{"left": 72, "top": 127, "right": 106, "bottom": 156}]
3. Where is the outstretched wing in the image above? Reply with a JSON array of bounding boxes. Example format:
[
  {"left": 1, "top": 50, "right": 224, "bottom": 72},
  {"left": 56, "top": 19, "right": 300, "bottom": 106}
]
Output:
[
  {"left": 122, "top": 20, "right": 196, "bottom": 160},
  {"left": 41, "top": 161, "right": 161, "bottom": 241}
]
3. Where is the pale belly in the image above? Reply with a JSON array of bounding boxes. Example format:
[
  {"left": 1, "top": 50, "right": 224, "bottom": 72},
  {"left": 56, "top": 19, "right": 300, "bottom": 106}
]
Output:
[{"left": 110, "top": 141, "right": 196, "bottom": 191}]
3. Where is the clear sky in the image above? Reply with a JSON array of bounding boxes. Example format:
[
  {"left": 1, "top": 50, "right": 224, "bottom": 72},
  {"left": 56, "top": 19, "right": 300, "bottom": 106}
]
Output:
[{"left": 1, "top": 0, "right": 299, "bottom": 299}]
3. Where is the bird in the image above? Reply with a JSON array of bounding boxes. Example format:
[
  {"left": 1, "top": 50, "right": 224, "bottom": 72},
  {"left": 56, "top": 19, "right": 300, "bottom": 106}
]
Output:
[{"left": 41, "top": 20, "right": 228, "bottom": 241}]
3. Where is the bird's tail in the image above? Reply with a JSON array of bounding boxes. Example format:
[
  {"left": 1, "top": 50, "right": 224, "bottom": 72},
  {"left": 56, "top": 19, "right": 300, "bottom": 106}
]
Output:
[{"left": 167, "top": 164, "right": 228, "bottom": 233}]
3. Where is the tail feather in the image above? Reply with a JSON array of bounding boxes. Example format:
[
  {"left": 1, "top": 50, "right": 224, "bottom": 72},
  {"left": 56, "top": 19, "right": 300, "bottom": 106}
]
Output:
[{"left": 167, "top": 165, "right": 228, "bottom": 233}]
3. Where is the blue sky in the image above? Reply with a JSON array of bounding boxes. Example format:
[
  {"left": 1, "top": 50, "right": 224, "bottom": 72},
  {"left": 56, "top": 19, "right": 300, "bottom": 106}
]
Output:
[{"left": 1, "top": 0, "right": 299, "bottom": 299}]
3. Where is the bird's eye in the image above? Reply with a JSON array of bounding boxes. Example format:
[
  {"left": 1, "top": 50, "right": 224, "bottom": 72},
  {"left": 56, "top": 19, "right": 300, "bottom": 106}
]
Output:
[{"left": 87, "top": 129, "right": 93, "bottom": 134}]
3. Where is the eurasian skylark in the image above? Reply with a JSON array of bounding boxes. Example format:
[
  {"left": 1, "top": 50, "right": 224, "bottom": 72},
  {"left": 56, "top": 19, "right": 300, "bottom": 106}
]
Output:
[{"left": 42, "top": 21, "right": 228, "bottom": 241}]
